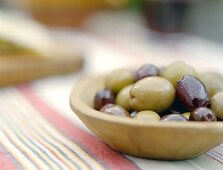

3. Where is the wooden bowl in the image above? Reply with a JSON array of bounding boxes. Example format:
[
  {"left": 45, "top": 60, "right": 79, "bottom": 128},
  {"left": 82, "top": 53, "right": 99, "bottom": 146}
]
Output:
[{"left": 70, "top": 76, "right": 223, "bottom": 160}]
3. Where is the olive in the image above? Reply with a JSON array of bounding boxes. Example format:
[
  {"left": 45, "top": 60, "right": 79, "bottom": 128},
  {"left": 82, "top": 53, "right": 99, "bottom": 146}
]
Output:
[
  {"left": 94, "top": 89, "right": 115, "bottom": 110},
  {"left": 161, "top": 61, "right": 197, "bottom": 87},
  {"left": 100, "top": 104, "right": 130, "bottom": 117},
  {"left": 134, "top": 111, "right": 160, "bottom": 121},
  {"left": 161, "top": 114, "right": 188, "bottom": 122},
  {"left": 199, "top": 72, "right": 223, "bottom": 97},
  {"left": 130, "top": 76, "right": 175, "bottom": 112},
  {"left": 135, "top": 64, "right": 159, "bottom": 81},
  {"left": 211, "top": 92, "right": 223, "bottom": 120},
  {"left": 176, "top": 75, "right": 210, "bottom": 111},
  {"left": 115, "top": 85, "right": 132, "bottom": 111},
  {"left": 105, "top": 68, "right": 134, "bottom": 93},
  {"left": 189, "top": 107, "right": 217, "bottom": 121},
  {"left": 182, "top": 112, "right": 191, "bottom": 119}
]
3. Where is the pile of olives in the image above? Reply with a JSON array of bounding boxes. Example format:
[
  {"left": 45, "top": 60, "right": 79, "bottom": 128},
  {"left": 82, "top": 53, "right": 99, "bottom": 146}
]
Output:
[{"left": 94, "top": 61, "right": 223, "bottom": 122}]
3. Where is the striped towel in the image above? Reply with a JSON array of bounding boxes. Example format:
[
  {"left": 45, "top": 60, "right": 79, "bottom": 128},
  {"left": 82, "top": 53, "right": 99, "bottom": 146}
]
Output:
[
  {"left": 1, "top": 76, "right": 223, "bottom": 170},
  {"left": 0, "top": 84, "right": 139, "bottom": 170},
  {"left": 2, "top": 12, "right": 223, "bottom": 169}
]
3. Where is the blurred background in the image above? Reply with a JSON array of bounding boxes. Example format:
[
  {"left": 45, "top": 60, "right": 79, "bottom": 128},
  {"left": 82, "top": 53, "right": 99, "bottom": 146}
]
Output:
[
  {"left": 1, "top": 0, "right": 223, "bottom": 42},
  {"left": 1, "top": 0, "right": 223, "bottom": 85}
]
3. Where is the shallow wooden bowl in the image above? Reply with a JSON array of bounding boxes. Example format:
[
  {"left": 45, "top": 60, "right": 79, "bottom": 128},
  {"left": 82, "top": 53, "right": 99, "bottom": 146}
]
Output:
[{"left": 70, "top": 76, "right": 223, "bottom": 160}]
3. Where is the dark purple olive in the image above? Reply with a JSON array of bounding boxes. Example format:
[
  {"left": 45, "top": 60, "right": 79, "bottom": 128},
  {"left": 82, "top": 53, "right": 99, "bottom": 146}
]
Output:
[
  {"left": 189, "top": 107, "right": 217, "bottom": 121},
  {"left": 100, "top": 104, "right": 130, "bottom": 117},
  {"left": 176, "top": 75, "right": 210, "bottom": 111},
  {"left": 94, "top": 89, "right": 115, "bottom": 110},
  {"left": 161, "top": 114, "right": 188, "bottom": 122},
  {"left": 135, "top": 64, "right": 160, "bottom": 81}
]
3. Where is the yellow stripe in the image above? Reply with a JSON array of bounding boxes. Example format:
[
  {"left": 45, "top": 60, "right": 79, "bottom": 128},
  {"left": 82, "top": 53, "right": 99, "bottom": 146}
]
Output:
[
  {"left": 5, "top": 97, "right": 90, "bottom": 170},
  {"left": 0, "top": 121, "right": 48, "bottom": 170},
  {"left": 2, "top": 116, "right": 61, "bottom": 170},
  {"left": 0, "top": 129, "right": 36, "bottom": 170},
  {"left": 11, "top": 90, "right": 105, "bottom": 170},
  {"left": 13, "top": 93, "right": 104, "bottom": 170},
  {"left": 0, "top": 93, "right": 63, "bottom": 169},
  {"left": 9, "top": 106, "right": 82, "bottom": 170},
  {"left": 6, "top": 89, "right": 105, "bottom": 170}
]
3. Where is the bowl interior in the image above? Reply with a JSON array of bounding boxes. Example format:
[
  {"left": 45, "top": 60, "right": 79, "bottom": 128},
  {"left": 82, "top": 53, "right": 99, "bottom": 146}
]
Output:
[{"left": 70, "top": 75, "right": 223, "bottom": 160}]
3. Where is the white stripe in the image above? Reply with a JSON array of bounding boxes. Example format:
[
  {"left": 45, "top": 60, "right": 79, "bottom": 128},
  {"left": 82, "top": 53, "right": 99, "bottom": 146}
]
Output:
[
  {"left": 0, "top": 108, "right": 68, "bottom": 170},
  {"left": 0, "top": 128, "right": 37, "bottom": 170},
  {"left": 3, "top": 88, "right": 104, "bottom": 170},
  {"left": 207, "top": 152, "right": 223, "bottom": 162},
  {"left": 2, "top": 97, "right": 83, "bottom": 170}
]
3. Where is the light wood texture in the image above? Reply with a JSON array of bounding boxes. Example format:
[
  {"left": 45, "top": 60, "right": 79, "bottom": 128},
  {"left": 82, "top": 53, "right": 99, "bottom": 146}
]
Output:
[
  {"left": 0, "top": 55, "right": 83, "bottom": 86},
  {"left": 70, "top": 76, "right": 223, "bottom": 160}
]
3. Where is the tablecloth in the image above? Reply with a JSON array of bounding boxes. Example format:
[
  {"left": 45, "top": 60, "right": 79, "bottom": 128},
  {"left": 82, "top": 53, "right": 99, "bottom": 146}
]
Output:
[
  {"left": 1, "top": 72, "right": 223, "bottom": 170},
  {"left": 1, "top": 11, "right": 223, "bottom": 170}
]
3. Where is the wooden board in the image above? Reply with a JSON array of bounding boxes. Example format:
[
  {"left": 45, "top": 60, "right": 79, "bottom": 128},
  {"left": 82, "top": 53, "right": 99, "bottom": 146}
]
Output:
[{"left": 0, "top": 54, "right": 83, "bottom": 86}]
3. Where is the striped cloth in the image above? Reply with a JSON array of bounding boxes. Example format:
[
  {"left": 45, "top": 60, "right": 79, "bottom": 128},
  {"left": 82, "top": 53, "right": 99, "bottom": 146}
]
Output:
[
  {"left": 2, "top": 11, "right": 223, "bottom": 170},
  {"left": 0, "top": 84, "right": 140, "bottom": 170},
  {"left": 0, "top": 77, "right": 223, "bottom": 170}
]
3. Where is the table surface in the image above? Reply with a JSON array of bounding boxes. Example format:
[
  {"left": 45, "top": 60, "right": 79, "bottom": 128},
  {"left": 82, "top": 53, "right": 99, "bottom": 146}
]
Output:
[{"left": 1, "top": 11, "right": 223, "bottom": 170}]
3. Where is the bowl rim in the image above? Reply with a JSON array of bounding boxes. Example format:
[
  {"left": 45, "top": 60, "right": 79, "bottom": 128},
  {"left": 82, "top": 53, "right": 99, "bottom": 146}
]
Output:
[{"left": 70, "top": 75, "right": 223, "bottom": 130}]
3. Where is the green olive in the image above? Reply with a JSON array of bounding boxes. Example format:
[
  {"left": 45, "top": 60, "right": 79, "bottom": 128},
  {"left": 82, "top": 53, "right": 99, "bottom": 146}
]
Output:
[
  {"left": 130, "top": 76, "right": 175, "bottom": 112},
  {"left": 105, "top": 68, "right": 134, "bottom": 93},
  {"left": 211, "top": 92, "right": 223, "bottom": 119},
  {"left": 182, "top": 112, "right": 191, "bottom": 119},
  {"left": 115, "top": 85, "right": 132, "bottom": 111},
  {"left": 134, "top": 110, "right": 160, "bottom": 121},
  {"left": 161, "top": 61, "right": 197, "bottom": 87},
  {"left": 199, "top": 72, "right": 223, "bottom": 97}
]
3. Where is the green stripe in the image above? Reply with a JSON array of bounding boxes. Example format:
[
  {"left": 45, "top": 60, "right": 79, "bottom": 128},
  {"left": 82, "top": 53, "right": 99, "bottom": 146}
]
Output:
[{"left": 0, "top": 114, "right": 56, "bottom": 170}]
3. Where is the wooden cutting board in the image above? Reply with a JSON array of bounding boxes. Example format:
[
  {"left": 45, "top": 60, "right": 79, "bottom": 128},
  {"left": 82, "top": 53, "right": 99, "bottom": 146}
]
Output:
[{"left": 0, "top": 54, "right": 83, "bottom": 87}]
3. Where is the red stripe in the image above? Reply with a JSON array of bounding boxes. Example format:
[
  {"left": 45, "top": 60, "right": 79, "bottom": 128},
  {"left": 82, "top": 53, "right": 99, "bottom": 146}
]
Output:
[
  {"left": 49, "top": 149, "right": 71, "bottom": 169},
  {"left": 0, "top": 149, "right": 18, "bottom": 170},
  {"left": 206, "top": 154, "right": 223, "bottom": 165},
  {"left": 9, "top": 111, "right": 72, "bottom": 169},
  {"left": 212, "top": 150, "right": 223, "bottom": 158},
  {"left": 18, "top": 85, "right": 140, "bottom": 170}
]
